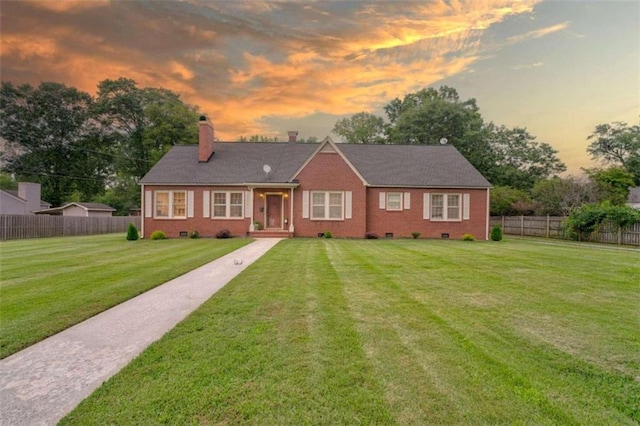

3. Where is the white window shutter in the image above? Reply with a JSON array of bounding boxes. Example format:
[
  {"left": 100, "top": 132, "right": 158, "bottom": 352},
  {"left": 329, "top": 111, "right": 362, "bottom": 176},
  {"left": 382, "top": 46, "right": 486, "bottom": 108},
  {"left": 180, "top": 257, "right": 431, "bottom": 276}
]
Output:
[
  {"left": 423, "top": 193, "right": 430, "bottom": 219},
  {"left": 187, "top": 191, "right": 194, "bottom": 218},
  {"left": 404, "top": 192, "right": 411, "bottom": 210},
  {"left": 345, "top": 191, "right": 352, "bottom": 219},
  {"left": 245, "top": 191, "right": 252, "bottom": 218},
  {"left": 145, "top": 191, "right": 152, "bottom": 218},
  {"left": 379, "top": 192, "right": 386, "bottom": 209},
  {"left": 463, "top": 193, "right": 470, "bottom": 220},
  {"left": 302, "top": 191, "right": 310, "bottom": 219},
  {"left": 203, "top": 191, "right": 210, "bottom": 218}
]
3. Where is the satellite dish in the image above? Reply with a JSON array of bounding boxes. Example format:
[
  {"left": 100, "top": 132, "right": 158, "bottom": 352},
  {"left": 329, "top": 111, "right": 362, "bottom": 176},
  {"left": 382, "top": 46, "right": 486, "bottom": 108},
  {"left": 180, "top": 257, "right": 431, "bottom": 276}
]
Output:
[
  {"left": 263, "top": 164, "right": 272, "bottom": 174},
  {"left": 439, "top": 138, "right": 448, "bottom": 145}
]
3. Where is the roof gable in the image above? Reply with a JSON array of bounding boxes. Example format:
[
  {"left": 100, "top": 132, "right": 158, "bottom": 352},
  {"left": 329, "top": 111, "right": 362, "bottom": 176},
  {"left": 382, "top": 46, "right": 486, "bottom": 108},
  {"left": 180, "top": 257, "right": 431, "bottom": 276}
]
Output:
[{"left": 291, "top": 138, "right": 368, "bottom": 185}]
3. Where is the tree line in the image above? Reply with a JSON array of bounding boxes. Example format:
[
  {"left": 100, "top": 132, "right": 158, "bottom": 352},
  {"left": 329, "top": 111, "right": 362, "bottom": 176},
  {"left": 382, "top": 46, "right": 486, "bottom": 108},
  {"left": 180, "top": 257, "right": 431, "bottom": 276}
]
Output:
[
  {"left": 331, "top": 86, "right": 639, "bottom": 219},
  {"left": 1, "top": 78, "right": 200, "bottom": 213}
]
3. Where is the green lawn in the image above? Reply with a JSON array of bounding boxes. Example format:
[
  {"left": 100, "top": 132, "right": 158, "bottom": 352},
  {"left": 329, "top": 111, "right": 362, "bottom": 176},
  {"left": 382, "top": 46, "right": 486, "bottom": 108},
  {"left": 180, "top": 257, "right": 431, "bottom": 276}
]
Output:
[
  {"left": 61, "top": 237, "right": 639, "bottom": 425},
  {"left": 0, "top": 234, "right": 251, "bottom": 359}
]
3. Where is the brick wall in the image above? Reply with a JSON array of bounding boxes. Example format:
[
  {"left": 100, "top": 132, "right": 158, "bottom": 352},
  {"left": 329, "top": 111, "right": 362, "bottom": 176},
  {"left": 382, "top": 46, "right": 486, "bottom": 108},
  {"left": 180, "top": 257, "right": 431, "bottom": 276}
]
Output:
[
  {"left": 366, "top": 188, "right": 489, "bottom": 240},
  {"left": 143, "top": 185, "right": 250, "bottom": 239},
  {"left": 292, "top": 151, "right": 367, "bottom": 238}
]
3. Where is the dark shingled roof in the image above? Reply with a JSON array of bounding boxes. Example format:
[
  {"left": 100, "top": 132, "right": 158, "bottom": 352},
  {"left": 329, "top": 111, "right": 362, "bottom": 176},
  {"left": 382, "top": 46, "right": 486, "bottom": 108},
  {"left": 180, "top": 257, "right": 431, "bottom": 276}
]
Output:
[
  {"left": 340, "top": 144, "right": 491, "bottom": 188},
  {"left": 140, "top": 141, "right": 491, "bottom": 188},
  {"left": 140, "top": 143, "right": 317, "bottom": 184}
]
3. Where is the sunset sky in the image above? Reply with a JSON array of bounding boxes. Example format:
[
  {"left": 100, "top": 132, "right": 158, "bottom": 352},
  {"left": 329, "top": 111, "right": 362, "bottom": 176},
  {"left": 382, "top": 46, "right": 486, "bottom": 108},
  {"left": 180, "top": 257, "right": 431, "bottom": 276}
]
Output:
[{"left": 1, "top": 0, "right": 638, "bottom": 174}]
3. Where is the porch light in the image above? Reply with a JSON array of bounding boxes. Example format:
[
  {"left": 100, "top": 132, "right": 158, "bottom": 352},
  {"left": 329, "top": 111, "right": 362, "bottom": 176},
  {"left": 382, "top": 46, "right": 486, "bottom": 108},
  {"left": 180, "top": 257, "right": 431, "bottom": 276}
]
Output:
[{"left": 283, "top": 193, "right": 288, "bottom": 198}]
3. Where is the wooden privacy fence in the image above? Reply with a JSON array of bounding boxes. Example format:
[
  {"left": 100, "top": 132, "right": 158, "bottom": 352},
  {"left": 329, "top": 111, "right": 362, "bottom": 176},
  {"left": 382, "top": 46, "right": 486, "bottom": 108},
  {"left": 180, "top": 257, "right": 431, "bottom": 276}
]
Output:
[
  {"left": 490, "top": 216, "right": 640, "bottom": 246},
  {"left": 0, "top": 215, "right": 141, "bottom": 240}
]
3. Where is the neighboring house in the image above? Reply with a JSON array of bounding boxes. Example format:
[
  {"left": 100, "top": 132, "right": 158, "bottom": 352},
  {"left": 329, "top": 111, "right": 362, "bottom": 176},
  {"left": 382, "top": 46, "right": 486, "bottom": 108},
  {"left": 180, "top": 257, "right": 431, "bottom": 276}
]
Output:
[
  {"left": 0, "top": 182, "right": 51, "bottom": 215},
  {"left": 139, "top": 117, "right": 492, "bottom": 240},
  {"left": 628, "top": 187, "right": 640, "bottom": 210},
  {"left": 34, "top": 202, "right": 116, "bottom": 217}
]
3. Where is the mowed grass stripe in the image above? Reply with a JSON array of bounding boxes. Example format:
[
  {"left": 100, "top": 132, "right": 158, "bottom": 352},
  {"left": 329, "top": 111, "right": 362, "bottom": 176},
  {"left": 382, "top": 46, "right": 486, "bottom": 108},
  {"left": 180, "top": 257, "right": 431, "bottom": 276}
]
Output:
[
  {"left": 326, "top": 239, "right": 639, "bottom": 424},
  {"left": 0, "top": 234, "right": 251, "bottom": 359},
  {"left": 56, "top": 238, "right": 639, "bottom": 424},
  {"left": 62, "top": 239, "right": 392, "bottom": 425}
]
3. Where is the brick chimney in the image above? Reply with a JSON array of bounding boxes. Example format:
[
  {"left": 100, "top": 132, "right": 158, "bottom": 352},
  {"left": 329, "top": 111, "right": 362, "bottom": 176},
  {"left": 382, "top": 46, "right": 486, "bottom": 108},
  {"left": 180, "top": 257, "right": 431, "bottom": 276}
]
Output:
[
  {"left": 288, "top": 131, "right": 298, "bottom": 143},
  {"left": 199, "top": 115, "right": 215, "bottom": 162}
]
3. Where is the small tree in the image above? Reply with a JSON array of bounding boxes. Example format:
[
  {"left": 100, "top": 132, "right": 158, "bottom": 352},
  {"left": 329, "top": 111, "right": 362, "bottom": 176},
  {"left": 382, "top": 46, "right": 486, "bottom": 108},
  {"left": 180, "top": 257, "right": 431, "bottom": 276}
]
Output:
[
  {"left": 490, "top": 226, "right": 503, "bottom": 241},
  {"left": 126, "top": 223, "right": 139, "bottom": 241}
]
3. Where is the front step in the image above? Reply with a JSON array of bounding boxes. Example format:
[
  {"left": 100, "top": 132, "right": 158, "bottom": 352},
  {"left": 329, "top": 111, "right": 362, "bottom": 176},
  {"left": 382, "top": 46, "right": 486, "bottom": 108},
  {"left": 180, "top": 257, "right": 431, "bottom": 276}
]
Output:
[{"left": 250, "top": 230, "right": 293, "bottom": 238}]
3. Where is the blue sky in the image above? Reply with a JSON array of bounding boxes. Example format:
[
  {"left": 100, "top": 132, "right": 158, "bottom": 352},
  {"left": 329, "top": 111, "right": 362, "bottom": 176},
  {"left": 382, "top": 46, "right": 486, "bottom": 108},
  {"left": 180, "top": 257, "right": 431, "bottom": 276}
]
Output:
[{"left": 1, "top": 0, "right": 638, "bottom": 174}]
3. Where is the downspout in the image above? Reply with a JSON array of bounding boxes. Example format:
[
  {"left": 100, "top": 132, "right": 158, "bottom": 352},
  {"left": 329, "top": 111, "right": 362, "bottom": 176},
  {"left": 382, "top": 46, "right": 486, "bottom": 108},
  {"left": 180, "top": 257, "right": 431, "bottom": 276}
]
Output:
[
  {"left": 140, "top": 183, "right": 145, "bottom": 238},
  {"left": 486, "top": 187, "right": 491, "bottom": 241}
]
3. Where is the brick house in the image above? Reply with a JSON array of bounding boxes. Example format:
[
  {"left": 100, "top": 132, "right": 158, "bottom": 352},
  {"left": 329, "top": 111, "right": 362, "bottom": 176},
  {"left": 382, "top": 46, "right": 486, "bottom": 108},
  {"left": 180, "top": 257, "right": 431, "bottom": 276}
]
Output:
[{"left": 139, "top": 117, "right": 491, "bottom": 239}]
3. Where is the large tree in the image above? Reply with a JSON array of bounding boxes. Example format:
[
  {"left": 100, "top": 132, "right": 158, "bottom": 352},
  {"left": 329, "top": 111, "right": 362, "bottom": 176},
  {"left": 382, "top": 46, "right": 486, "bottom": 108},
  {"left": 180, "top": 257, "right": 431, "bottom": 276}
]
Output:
[
  {"left": 332, "top": 111, "right": 386, "bottom": 144},
  {"left": 93, "top": 78, "right": 200, "bottom": 180},
  {"left": 486, "top": 124, "right": 566, "bottom": 190},
  {"left": 587, "top": 121, "right": 640, "bottom": 184},
  {"left": 381, "top": 86, "right": 565, "bottom": 188},
  {"left": 0, "top": 81, "right": 109, "bottom": 206}
]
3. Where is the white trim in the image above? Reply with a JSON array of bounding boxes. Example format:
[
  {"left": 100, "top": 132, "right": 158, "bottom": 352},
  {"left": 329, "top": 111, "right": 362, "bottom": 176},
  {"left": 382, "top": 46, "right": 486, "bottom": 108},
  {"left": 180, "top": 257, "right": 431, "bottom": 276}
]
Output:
[
  {"left": 153, "top": 190, "right": 187, "bottom": 219},
  {"left": 311, "top": 191, "right": 344, "bottom": 221},
  {"left": 386, "top": 192, "right": 402, "bottom": 211},
  {"left": 430, "top": 193, "right": 462, "bottom": 222},
  {"left": 211, "top": 191, "right": 245, "bottom": 219},
  {"left": 345, "top": 191, "right": 352, "bottom": 219},
  {"left": 404, "top": 192, "right": 411, "bottom": 210},
  {"left": 423, "top": 193, "right": 430, "bottom": 219},
  {"left": 379, "top": 192, "right": 386, "bottom": 209},
  {"left": 202, "top": 191, "right": 210, "bottom": 218},
  {"left": 144, "top": 190, "right": 152, "bottom": 218},
  {"left": 187, "top": 191, "right": 194, "bottom": 218},
  {"left": 302, "top": 190, "right": 310, "bottom": 219},
  {"left": 245, "top": 191, "right": 252, "bottom": 218},
  {"left": 462, "top": 193, "right": 470, "bottom": 220}
]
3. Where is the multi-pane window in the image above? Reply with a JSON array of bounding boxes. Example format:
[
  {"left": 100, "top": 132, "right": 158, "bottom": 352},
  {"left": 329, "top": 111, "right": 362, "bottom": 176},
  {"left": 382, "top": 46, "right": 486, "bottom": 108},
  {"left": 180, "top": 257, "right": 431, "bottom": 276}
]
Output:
[
  {"left": 386, "top": 192, "right": 402, "bottom": 211},
  {"left": 172, "top": 192, "right": 186, "bottom": 217},
  {"left": 311, "top": 191, "right": 344, "bottom": 220},
  {"left": 431, "top": 194, "right": 460, "bottom": 221},
  {"left": 212, "top": 192, "right": 244, "bottom": 218},
  {"left": 154, "top": 191, "right": 186, "bottom": 219},
  {"left": 431, "top": 194, "right": 444, "bottom": 219}
]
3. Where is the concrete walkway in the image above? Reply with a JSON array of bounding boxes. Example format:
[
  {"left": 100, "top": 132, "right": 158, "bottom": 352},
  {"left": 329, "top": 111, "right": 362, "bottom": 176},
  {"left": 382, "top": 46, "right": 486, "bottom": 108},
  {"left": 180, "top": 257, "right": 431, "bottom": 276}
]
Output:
[{"left": 0, "top": 238, "right": 282, "bottom": 426}]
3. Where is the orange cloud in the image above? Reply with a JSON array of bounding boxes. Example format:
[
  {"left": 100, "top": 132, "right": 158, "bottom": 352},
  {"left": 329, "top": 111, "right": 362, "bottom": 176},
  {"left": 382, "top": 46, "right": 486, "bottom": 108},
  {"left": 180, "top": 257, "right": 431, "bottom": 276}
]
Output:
[{"left": 1, "top": 0, "right": 553, "bottom": 140}]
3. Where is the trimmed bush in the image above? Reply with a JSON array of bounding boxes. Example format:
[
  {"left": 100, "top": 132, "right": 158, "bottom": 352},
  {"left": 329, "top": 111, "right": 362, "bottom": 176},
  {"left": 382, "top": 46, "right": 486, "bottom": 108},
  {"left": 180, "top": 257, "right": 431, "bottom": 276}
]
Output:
[
  {"left": 126, "top": 223, "right": 139, "bottom": 241},
  {"left": 189, "top": 230, "right": 200, "bottom": 239},
  {"left": 490, "top": 226, "right": 503, "bottom": 242},
  {"left": 462, "top": 233, "right": 475, "bottom": 241},
  {"left": 324, "top": 231, "right": 333, "bottom": 239},
  {"left": 411, "top": 231, "right": 421, "bottom": 239},
  {"left": 365, "top": 232, "right": 379, "bottom": 239},
  {"left": 215, "top": 229, "right": 232, "bottom": 239},
  {"left": 150, "top": 230, "right": 167, "bottom": 240}
]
